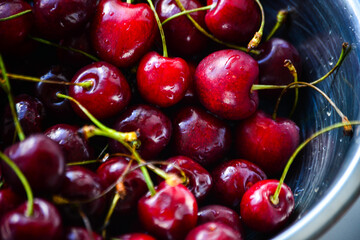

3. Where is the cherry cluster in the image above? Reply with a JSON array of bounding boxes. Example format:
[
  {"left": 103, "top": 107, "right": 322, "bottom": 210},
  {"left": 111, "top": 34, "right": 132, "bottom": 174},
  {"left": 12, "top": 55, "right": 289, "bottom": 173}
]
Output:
[{"left": 0, "top": 0, "right": 351, "bottom": 240}]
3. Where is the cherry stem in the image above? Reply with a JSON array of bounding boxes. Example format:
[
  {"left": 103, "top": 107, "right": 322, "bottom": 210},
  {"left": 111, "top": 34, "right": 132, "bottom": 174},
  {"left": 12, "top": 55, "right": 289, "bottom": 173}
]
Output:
[
  {"left": 102, "top": 193, "right": 120, "bottom": 238},
  {"left": 270, "top": 120, "right": 360, "bottom": 205},
  {"left": 161, "top": 5, "right": 213, "bottom": 25},
  {"left": 247, "top": 0, "right": 265, "bottom": 51},
  {"left": 78, "top": 208, "right": 95, "bottom": 240},
  {"left": 0, "top": 9, "right": 32, "bottom": 22},
  {"left": 146, "top": 0, "right": 168, "bottom": 57},
  {"left": 0, "top": 54, "right": 25, "bottom": 141},
  {"left": 29, "top": 36, "right": 100, "bottom": 62},
  {"left": 173, "top": 0, "right": 260, "bottom": 55},
  {"left": 266, "top": 9, "right": 288, "bottom": 41},
  {"left": 126, "top": 0, "right": 132, "bottom": 3},
  {"left": 0, "top": 152, "right": 34, "bottom": 217},
  {"left": 252, "top": 42, "right": 350, "bottom": 91},
  {"left": 284, "top": 59, "right": 299, "bottom": 118}
]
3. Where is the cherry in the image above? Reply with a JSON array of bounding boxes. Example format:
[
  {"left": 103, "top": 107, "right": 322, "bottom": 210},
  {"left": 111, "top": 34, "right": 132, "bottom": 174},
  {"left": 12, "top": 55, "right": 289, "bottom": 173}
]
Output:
[
  {"left": 109, "top": 104, "right": 172, "bottom": 159},
  {"left": 138, "top": 181, "right": 198, "bottom": 240},
  {"left": 2, "top": 134, "right": 65, "bottom": 194},
  {"left": 64, "top": 226, "right": 103, "bottom": 240},
  {"left": 195, "top": 49, "right": 259, "bottom": 120},
  {"left": 240, "top": 179, "right": 294, "bottom": 233},
  {"left": 185, "top": 222, "right": 243, "bottom": 240},
  {"left": 235, "top": 110, "right": 300, "bottom": 176},
  {"left": 32, "top": 0, "right": 97, "bottom": 39},
  {"left": 172, "top": 106, "right": 231, "bottom": 167},
  {"left": 211, "top": 159, "right": 267, "bottom": 208},
  {"left": 0, "top": 188, "right": 23, "bottom": 220},
  {"left": 205, "top": 0, "right": 261, "bottom": 44},
  {"left": 137, "top": 51, "right": 191, "bottom": 107},
  {"left": 0, "top": 198, "right": 63, "bottom": 240},
  {"left": 69, "top": 61, "right": 131, "bottom": 120},
  {"left": 91, "top": 1, "right": 157, "bottom": 68},
  {"left": 114, "top": 233, "right": 156, "bottom": 240},
  {"left": 155, "top": 0, "right": 208, "bottom": 56},
  {"left": 162, "top": 155, "right": 213, "bottom": 202},
  {"left": 181, "top": 62, "right": 198, "bottom": 104},
  {"left": 45, "top": 124, "right": 93, "bottom": 163}
]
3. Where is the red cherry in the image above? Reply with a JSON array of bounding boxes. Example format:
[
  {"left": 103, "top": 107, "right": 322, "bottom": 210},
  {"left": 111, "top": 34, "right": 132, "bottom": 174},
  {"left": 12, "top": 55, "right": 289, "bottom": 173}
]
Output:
[
  {"left": 138, "top": 182, "right": 198, "bottom": 240},
  {"left": 91, "top": 1, "right": 157, "bottom": 68},
  {"left": 137, "top": 51, "right": 191, "bottom": 107},
  {"left": 185, "top": 222, "right": 243, "bottom": 240},
  {"left": 0, "top": 188, "right": 23, "bottom": 220},
  {"left": 69, "top": 61, "right": 131, "bottom": 120},
  {"left": 235, "top": 110, "right": 300, "bottom": 176},
  {"left": 64, "top": 226, "right": 103, "bottom": 240},
  {"left": 195, "top": 49, "right": 259, "bottom": 120},
  {"left": 240, "top": 179, "right": 294, "bottom": 233},
  {"left": 114, "top": 233, "right": 156, "bottom": 240}
]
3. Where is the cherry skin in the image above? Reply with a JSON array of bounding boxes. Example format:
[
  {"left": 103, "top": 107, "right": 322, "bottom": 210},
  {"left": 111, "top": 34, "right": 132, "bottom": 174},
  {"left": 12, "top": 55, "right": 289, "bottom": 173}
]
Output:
[
  {"left": 138, "top": 181, "right": 198, "bottom": 240},
  {"left": 185, "top": 222, "right": 243, "bottom": 240},
  {"left": 64, "top": 226, "right": 103, "bottom": 240},
  {"left": 69, "top": 61, "right": 131, "bottom": 120},
  {"left": 172, "top": 106, "right": 232, "bottom": 167},
  {"left": 240, "top": 179, "right": 295, "bottom": 233},
  {"left": 0, "top": 198, "right": 63, "bottom": 240},
  {"left": 235, "top": 110, "right": 300, "bottom": 176},
  {"left": 2, "top": 134, "right": 65, "bottom": 195},
  {"left": 181, "top": 62, "right": 199, "bottom": 104},
  {"left": 91, "top": 1, "right": 157, "bottom": 68},
  {"left": 109, "top": 104, "right": 172, "bottom": 159},
  {"left": 155, "top": 0, "right": 208, "bottom": 56},
  {"left": 0, "top": 188, "right": 23, "bottom": 220},
  {"left": 195, "top": 49, "right": 259, "bottom": 120},
  {"left": 137, "top": 51, "right": 191, "bottom": 107},
  {"left": 205, "top": 0, "right": 261, "bottom": 44},
  {"left": 45, "top": 124, "right": 93, "bottom": 163},
  {"left": 211, "top": 159, "right": 267, "bottom": 208},
  {"left": 162, "top": 155, "right": 213, "bottom": 202},
  {"left": 114, "top": 233, "right": 156, "bottom": 240}
]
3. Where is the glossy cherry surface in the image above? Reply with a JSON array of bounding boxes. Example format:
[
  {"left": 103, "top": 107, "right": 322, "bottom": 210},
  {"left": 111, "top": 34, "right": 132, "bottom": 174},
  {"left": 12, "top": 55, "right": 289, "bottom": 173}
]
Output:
[
  {"left": 240, "top": 179, "right": 294, "bottom": 233},
  {"left": 172, "top": 106, "right": 231, "bottom": 167},
  {"left": 69, "top": 61, "right": 131, "bottom": 120},
  {"left": 195, "top": 49, "right": 259, "bottom": 120},
  {"left": 137, "top": 51, "right": 191, "bottom": 107},
  {"left": 235, "top": 110, "right": 300, "bottom": 176},
  {"left": 0, "top": 188, "right": 23, "bottom": 220},
  {"left": 0, "top": 198, "right": 63, "bottom": 240},
  {"left": 109, "top": 104, "right": 172, "bottom": 159},
  {"left": 211, "top": 159, "right": 267, "bottom": 208},
  {"left": 138, "top": 181, "right": 198, "bottom": 240},
  {"left": 64, "top": 226, "right": 103, "bottom": 240},
  {"left": 185, "top": 222, "right": 243, "bottom": 240},
  {"left": 114, "top": 233, "right": 156, "bottom": 240},
  {"left": 91, "top": 1, "right": 157, "bottom": 68}
]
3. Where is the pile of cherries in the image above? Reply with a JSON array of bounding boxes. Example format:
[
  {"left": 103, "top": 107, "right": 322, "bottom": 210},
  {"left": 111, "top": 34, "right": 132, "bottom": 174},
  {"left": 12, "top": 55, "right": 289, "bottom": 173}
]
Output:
[{"left": 0, "top": 0, "right": 347, "bottom": 239}]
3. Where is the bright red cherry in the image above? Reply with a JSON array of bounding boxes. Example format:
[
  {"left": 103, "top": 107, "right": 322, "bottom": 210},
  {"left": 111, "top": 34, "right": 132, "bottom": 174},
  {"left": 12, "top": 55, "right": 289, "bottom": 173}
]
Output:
[
  {"left": 137, "top": 51, "right": 191, "bottom": 107},
  {"left": 240, "top": 179, "right": 294, "bottom": 233},
  {"left": 114, "top": 233, "right": 156, "bottom": 240},
  {"left": 91, "top": 1, "right": 157, "bottom": 68},
  {"left": 185, "top": 222, "right": 243, "bottom": 240},
  {"left": 195, "top": 49, "right": 259, "bottom": 120},
  {"left": 138, "top": 182, "right": 198, "bottom": 240},
  {"left": 235, "top": 110, "right": 300, "bottom": 176}
]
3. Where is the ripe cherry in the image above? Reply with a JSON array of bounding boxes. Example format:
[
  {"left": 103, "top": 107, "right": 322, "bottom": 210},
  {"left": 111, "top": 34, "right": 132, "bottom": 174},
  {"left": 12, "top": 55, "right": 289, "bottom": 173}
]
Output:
[
  {"left": 64, "top": 226, "right": 103, "bottom": 240},
  {"left": 115, "top": 233, "right": 156, "bottom": 240},
  {"left": 185, "top": 222, "right": 243, "bottom": 240},
  {"left": 0, "top": 188, "right": 23, "bottom": 220}
]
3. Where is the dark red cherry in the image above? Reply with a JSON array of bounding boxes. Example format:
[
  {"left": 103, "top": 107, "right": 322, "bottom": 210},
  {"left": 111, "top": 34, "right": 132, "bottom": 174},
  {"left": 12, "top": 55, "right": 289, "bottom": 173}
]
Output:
[
  {"left": 137, "top": 51, "right": 191, "bottom": 107},
  {"left": 0, "top": 198, "right": 63, "bottom": 240},
  {"left": 185, "top": 222, "right": 243, "bottom": 240},
  {"left": 0, "top": 0, "right": 33, "bottom": 52},
  {"left": 155, "top": 0, "right": 208, "bottom": 56},
  {"left": 2, "top": 134, "right": 65, "bottom": 194},
  {"left": 33, "top": 0, "right": 97, "bottom": 39},
  {"left": 197, "top": 205, "right": 244, "bottom": 235},
  {"left": 45, "top": 124, "right": 93, "bottom": 163},
  {"left": 211, "top": 159, "right": 267, "bottom": 208},
  {"left": 64, "top": 226, "right": 102, "bottom": 240},
  {"left": 172, "top": 106, "right": 231, "bottom": 167},
  {"left": 0, "top": 188, "right": 23, "bottom": 220},
  {"left": 91, "top": 1, "right": 157, "bottom": 68},
  {"left": 109, "top": 104, "right": 172, "bottom": 159},
  {"left": 96, "top": 157, "right": 148, "bottom": 214},
  {"left": 138, "top": 181, "right": 198, "bottom": 240},
  {"left": 205, "top": 0, "right": 260, "bottom": 44},
  {"left": 195, "top": 49, "right": 259, "bottom": 120},
  {"left": 114, "top": 233, "right": 156, "bottom": 240},
  {"left": 69, "top": 61, "right": 131, "bottom": 120},
  {"left": 235, "top": 110, "right": 300, "bottom": 176},
  {"left": 162, "top": 156, "right": 213, "bottom": 202},
  {"left": 240, "top": 179, "right": 294, "bottom": 233},
  {"left": 181, "top": 62, "right": 198, "bottom": 104}
]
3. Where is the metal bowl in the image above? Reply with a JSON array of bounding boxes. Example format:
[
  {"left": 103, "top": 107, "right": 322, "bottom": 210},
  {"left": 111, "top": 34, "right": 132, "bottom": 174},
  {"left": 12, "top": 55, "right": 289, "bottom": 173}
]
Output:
[{"left": 257, "top": 0, "right": 360, "bottom": 239}]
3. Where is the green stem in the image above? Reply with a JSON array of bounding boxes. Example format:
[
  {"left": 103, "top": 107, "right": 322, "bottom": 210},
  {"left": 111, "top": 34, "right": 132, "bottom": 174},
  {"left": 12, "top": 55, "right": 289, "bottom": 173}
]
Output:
[
  {"left": 270, "top": 121, "right": 360, "bottom": 205},
  {"left": 266, "top": 9, "right": 288, "bottom": 41},
  {"left": 283, "top": 60, "right": 299, "bottom": 118},
  {"left": 247, "top": 0, "right": 265, "bottom": 50},
  {"left": 29, "top": 36, "right": 100, "bottom": 62},
  {"left": 0, "top": 9, "right": 32, "bottom": 22},
  {"left": 162, "top": 5, "right": 213, "bottom": 25},
  {"left": 146, "top": 0, "right": 168, "bottom": 57},
  {"left": 102, "top": 193, "right": 120, "bottom": 238},
  {"left": 0, "top": 152, "right": 34, "bottom": 217}
]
